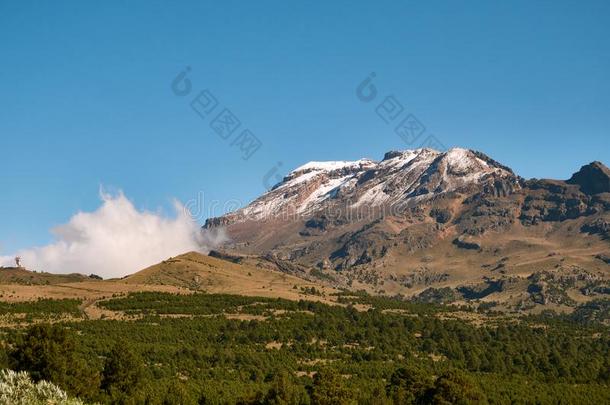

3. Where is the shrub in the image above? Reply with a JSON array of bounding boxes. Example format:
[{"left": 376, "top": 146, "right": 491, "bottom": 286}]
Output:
[{"left": 0, "top": 369, "right": 86, "bottom": 405}]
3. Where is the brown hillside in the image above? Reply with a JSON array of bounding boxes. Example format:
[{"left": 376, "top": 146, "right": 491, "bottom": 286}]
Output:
[
  {"left": 0, "top": 252, "right": 338, "bottom": 307},
  {"left": 0, "top": 267, "right": 92, "bottom": 285},
  {"left": 124, "top": 251, "right": 338, "bottom": 302}
]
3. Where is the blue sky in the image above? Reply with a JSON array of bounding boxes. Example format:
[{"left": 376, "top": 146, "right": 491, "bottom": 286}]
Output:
[{"left": 1, "top": 0, "right": 609, "bottom": 253}]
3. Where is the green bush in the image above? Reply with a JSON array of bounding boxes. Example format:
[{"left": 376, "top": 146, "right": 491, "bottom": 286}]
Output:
[{"left": 9, "top": 324, "right": 100, "bottom": 399}]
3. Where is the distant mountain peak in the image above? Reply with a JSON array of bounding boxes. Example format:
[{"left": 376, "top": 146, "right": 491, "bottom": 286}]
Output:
[{"left": 567, "top": 161, "right": 610, "bottom": 195}]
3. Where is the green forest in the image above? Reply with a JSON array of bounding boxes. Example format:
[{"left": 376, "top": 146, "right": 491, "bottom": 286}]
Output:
[{"left": 1, "top": 292, "right": 609, "bottom": 404}]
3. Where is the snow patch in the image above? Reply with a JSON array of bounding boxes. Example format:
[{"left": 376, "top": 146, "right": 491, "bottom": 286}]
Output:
[{"left": 292, "top": 159, "right": 374, "bottom": 174}]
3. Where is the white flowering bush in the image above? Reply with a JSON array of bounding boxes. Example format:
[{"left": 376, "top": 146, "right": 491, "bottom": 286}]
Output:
[{"left": 0, "top": 369, "right": 87, "bottom": 405}]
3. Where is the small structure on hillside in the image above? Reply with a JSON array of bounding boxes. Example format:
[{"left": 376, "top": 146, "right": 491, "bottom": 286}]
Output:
[{"left": 15, "top": 256, "right": 22, "bottom": 268}]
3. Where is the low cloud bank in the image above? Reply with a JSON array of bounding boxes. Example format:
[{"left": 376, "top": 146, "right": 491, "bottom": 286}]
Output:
[{"left": 0, "top": 190, "right": 226, "bottom": 279}]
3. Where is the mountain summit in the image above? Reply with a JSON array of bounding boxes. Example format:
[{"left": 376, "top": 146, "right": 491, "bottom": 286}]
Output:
[{"left": 207, "top": 148, "right": 520, "bottom": 226}]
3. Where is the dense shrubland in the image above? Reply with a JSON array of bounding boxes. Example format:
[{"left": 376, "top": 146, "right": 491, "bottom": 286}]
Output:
[
  {"left": 0, "top": 292, "right": 609, "bottom": 404},
  {"left": 0, "top": 299, "right": 81, "bottom": 316}
]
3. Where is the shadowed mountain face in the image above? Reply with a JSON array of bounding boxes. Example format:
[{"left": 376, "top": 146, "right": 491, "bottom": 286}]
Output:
[
  {"left": 567, "top": 161, "right": 610, "bottom": 195},
  {"left": 206, "top": 148, "right": 610, "bottom": 311}
]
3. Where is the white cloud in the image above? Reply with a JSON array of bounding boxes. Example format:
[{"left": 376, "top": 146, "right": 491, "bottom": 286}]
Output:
[{"left": 0, "top": 190, "right": 226, "bottom": 279}]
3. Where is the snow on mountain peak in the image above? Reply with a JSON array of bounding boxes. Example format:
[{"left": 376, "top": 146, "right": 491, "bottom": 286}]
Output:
[
  {"left": 292, "top": 159, "right": 374, "bottom": 174},
  {"left": 222, "top": 148, "right": 519, "bottom": 223}
]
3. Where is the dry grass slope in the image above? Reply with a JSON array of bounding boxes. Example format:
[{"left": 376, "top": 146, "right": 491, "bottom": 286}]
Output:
[
  {"left": 0, "top": 252, "right": 338, "bottom": 306},
  {"left": 125, "top": 252, "right": 338, "bottom": 303}
]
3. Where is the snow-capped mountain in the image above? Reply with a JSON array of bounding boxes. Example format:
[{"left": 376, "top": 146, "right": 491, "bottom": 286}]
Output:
[
  {"left": 205, "top": 148, "right": 610, "bottom": 310},
  {"left": 207, "top": 148, "right": 520, "bottom": 226}
]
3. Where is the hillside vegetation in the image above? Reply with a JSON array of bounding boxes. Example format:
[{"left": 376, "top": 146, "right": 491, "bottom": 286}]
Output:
[{"left": 0, "top": 291, "right": 609, "bottom": 404}]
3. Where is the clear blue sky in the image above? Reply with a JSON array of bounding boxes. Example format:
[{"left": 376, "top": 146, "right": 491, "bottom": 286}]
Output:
[{"left": 1, "top": 0, "right": 609, "bottom": 253}]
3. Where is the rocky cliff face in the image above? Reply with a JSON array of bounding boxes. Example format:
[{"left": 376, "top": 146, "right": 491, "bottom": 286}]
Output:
[{"left": 205, "top": 148, "right": 610, "bottom": 311}]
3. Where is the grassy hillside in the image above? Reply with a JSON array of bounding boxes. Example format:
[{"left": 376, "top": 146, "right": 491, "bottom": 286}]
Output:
[{"left": 0, "top": 252, "right": 340, "bottom": 324}]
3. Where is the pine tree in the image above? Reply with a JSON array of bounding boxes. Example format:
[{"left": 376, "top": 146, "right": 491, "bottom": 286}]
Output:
[
  {"left": 310, "top": 369, "right": 354, "bottom": 405},
  {"left": 9, "top": 324, "right": 100, "bottom": 399},
  {"left": 101, "top": 343, "right": 145, "bottom": 401}
]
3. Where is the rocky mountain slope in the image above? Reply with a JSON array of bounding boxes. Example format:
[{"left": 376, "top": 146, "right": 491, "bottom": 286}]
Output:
[{"left": 205, "top": 148, "right": 610, "bottom": 312}]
